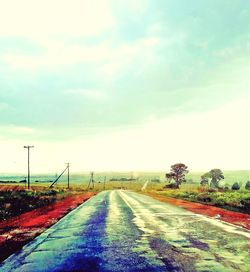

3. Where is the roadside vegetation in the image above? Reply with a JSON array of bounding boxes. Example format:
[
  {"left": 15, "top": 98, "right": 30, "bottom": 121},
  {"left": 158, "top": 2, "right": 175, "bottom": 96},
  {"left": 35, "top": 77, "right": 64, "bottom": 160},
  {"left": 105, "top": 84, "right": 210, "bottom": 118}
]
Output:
[
  {"left": 149, "top": 164, "right": 250, "bottom": 213},
  {"left": 0, "top": 187, "right": 71, "bottom": 220},
  {"left": 153, "top": 187, "right": 250, "bottom": 213},
  {"left": 1, "top": 167, "right": 250, "bottom": 220}
]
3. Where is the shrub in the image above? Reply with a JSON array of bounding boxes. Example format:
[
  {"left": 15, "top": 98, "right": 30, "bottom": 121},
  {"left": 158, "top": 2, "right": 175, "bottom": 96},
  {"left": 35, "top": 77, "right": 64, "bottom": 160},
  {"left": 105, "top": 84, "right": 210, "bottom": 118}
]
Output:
[
  {"left": 231, "top": 182, "right": 240, "bottom": 190},
  {"left": 207, "top": 188, "right": 217, "bottom": 193},
  {"left": 214, "top": 196, "right": 226, "bottom": 206},
  {"left": 0, "top": 190, "right": 58, "bottom": 220},
  {"left": 197, "top": 193, "right": 212, "bottom": 203},
  {"left": 240, "top": 195, "right": 250, "bottom": 210},
  {"left": 224, "top": 184, "right": 230, "bottom": 191},
  {"left": 245, "top": 181, "right": 250, "bottom": 190},
  {"left": 163, "top": 183, "right": 178, "bottom": 189}
]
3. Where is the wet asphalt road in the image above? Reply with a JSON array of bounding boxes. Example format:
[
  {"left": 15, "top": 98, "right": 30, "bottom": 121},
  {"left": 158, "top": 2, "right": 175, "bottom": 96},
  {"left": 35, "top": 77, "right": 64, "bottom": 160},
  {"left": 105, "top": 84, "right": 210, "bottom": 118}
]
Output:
[{"left": 0, "top": 190, "right": 250, "bottom": 272}]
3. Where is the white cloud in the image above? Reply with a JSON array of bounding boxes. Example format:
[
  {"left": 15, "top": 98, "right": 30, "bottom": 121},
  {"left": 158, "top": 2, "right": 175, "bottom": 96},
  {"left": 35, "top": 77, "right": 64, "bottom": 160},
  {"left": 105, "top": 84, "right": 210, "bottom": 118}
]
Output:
[
  {"left": 75, "top": 96, "right": 250, "bottom": 171},
  {"left": 9, "top": 125, "right": 36, "bottom": 135},
  {"left": 2, "top": 34, "right": 164, "bottom": 79},
  {"left": 112, "top": 0, "right": 149, "bottom": 15},
  {"left": 0, "top": 0, "right": 115, "bottom": 38},
  {"left": 0, "top": 103, "right": 9, "bottom": 111},
  {"left": 97, "top": 36, "right": 163, "bottom": 79},
  {"left": 0, "top": 125, "right": 37, "bottom": 140},
  {"left": 64, "top": 89, "right": 107, "bottom": 100},
  {"left": 1, "top": 1, "right": 250, "bottom": 174},
  {"left": 1, "top": 96, "right": 250, "bottom": 173},
  {"left": 2, "top": 41, "right": 112, "bottom": 69}
]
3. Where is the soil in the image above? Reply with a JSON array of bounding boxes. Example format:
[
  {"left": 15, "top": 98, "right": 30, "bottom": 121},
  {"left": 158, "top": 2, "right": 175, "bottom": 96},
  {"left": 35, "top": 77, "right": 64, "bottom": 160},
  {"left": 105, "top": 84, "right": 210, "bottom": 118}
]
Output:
[
  {"left": 0, "top": 185, "right": 49, "bottom": 191},
  {"left": 146, "top": 192, "right": 250, "bottom": 230},
  {"left": 0, "top": 192, "right": 95, "bottom": 263}
]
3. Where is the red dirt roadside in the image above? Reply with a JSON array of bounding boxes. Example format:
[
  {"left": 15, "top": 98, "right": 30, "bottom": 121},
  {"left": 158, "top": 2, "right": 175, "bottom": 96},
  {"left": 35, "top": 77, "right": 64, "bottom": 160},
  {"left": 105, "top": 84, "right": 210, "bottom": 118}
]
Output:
[
  {"left": 146, "top": 193, "right": 250, "bottom": 230},
  {"left": 0, "top": 192, "right": 95, "bottom": 263}
]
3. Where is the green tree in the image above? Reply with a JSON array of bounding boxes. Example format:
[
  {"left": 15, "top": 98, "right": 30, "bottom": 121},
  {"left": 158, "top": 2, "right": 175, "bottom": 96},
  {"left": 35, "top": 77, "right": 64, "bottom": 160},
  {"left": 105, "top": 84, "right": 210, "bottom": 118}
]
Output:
[
  {"left": 209, "top": 169, "right": 224, "bottom": 188},
  {"left": 232, "top": 182, "right": 240, "bottom": 190},
  {"left": 200, "top": 172, "right": 210, "bottom": 186},
  {"left": 165, "top": 163, "right": 189, "bottom": 188},
  {"left": 201, "top": 169, "right": 224, "bottom": 188},
  {"left": 245, "top": 181, "right": 250, "bottom": 190}
]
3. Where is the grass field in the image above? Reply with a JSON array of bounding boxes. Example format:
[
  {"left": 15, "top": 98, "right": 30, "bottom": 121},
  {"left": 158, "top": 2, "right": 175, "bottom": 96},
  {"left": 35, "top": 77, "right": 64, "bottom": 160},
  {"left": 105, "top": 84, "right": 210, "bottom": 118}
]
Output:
[
  {"left": 1, "top": 170, "right": 250, "bottom": 186},
  {"left": 0, "top": 170, "right": 250, "bottom": 219}
]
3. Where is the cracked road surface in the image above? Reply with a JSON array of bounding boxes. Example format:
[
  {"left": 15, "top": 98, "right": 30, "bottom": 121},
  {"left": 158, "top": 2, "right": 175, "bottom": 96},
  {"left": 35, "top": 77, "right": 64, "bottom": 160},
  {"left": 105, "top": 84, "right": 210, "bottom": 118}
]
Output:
[{"left": 0, "top": 190, "right": 250, "bottom": 271}]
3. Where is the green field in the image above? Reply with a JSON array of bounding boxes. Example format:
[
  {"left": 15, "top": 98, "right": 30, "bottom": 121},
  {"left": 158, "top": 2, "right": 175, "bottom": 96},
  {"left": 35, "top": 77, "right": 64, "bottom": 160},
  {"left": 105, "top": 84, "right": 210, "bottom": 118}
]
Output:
[
  {"left": 1, "top": 169, "right": 250, "bottom": 215},
  {"left": 1, "top": 170, "right": 250, "bottom": 188}
]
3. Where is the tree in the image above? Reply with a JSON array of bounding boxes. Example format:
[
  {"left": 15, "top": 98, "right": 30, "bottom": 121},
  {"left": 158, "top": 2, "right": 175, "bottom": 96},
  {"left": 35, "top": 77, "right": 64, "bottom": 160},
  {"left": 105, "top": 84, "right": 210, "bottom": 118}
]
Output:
[
  {"left": 245, "top": 181, "right": 250, "bottom": 190},
  {"left": 232, "top": 182, "right": 240, "bottom": 190},
  {"left": 209, "top": 169, "right": 224, "bottom": 188},
  {"left": 165, "top": 163, "right": 189, "bottom": 188},
  {"left": 200, "top": 173, "right": 210, "bottom": 186},
  {"left": 200, "top": 169, "right": 224, "bottom": 188}
]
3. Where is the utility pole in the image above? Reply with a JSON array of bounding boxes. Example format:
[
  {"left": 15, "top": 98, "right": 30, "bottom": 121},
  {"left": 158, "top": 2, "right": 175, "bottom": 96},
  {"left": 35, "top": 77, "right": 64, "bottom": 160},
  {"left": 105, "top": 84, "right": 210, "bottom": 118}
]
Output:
[
  {"left": 66, "top": 163, "right": 70, "bottom": 189},
  {"left": 49, "top": 164, "right": 69, "bottom": 189},
  {"left": 23, "top": 145, "right": 34, "bottom": 190},
  {"left": 87, "top": 172, "right": 95, "bottom": 190},
  {"left": 91, "top": 172, "right": 94, "bottom": 189},
  {"left": 103, "top": 176, "right": 106, "bottom": 190}
]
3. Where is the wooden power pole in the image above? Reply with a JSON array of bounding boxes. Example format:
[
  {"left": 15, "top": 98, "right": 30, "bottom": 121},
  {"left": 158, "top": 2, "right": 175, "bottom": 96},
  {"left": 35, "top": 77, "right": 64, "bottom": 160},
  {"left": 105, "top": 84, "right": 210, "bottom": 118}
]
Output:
[
  {"left": 66, "top": 163, "right": 70, "bottom": 189},
  {"left": 23, "top": 145, "right": 34, "bottom": 190},
  {"left": 87, "top": 172, "right": 95, "bottom": 190}
]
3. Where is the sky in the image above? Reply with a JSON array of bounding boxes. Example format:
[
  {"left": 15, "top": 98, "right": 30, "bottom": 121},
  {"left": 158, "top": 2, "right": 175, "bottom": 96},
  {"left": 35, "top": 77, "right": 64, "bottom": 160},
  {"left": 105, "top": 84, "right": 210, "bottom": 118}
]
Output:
[{"left": 0, "top": 0, "right": 250, "bottom": 174}]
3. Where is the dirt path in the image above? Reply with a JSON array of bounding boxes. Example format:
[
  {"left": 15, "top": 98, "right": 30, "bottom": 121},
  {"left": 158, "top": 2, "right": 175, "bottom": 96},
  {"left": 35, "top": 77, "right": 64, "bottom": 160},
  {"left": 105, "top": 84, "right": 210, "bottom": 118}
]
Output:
[
  {"left": 146, "top": 192, "right": 250, "bottom": 230},
  {"left": 0, "top": 192, "right": 95, "bottom": 263}
]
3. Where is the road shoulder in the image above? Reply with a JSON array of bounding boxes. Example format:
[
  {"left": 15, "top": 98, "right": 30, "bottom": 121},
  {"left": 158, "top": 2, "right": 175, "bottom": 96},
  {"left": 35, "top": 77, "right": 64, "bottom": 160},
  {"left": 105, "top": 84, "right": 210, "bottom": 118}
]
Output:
[
  {"left": 145, "top": 192, "right": 250, "bottom": 230},
  {"left": 0, "top": 192, "right": 95, "bottom": 263}
]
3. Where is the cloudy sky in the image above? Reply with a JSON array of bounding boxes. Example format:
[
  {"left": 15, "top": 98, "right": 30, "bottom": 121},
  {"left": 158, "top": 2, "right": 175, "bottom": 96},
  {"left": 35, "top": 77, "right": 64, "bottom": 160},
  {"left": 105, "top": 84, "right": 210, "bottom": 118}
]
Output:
[{"left": 0, "top": 0, "right": 250, "bottom": 173}]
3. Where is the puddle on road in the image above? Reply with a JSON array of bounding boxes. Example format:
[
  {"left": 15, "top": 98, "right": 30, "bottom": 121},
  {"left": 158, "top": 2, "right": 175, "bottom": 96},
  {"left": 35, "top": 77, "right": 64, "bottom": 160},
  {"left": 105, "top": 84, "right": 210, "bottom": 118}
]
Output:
[
  {"left": 105, "top": 191, "right": 167, "bottom": 271},
  {"left": 119, "top": 191, "right": 250, "bottom": 272}
]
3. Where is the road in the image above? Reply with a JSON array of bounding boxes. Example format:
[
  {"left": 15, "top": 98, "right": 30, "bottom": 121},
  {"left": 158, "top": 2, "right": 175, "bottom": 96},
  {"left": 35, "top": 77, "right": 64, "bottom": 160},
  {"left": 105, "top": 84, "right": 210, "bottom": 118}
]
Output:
[{"left": 0, "top": 190, "right": 249, "bottom": 272}]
